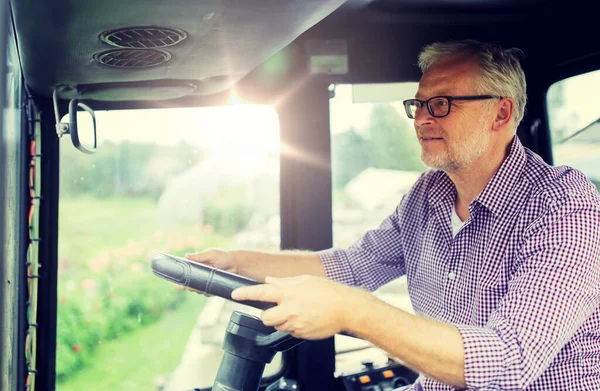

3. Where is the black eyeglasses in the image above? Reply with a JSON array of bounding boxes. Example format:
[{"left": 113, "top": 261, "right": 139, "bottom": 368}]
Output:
[{"left": 402, "top": 95, "right": 504, "bottom": 119}]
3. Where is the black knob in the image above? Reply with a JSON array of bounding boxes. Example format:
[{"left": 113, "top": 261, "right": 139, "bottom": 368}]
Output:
[
  {"left": 361, "top": 360, "right": 374, "bottom": 369},
  {"left": 391, "top": 377, "right": 410, "bottom": 388}
]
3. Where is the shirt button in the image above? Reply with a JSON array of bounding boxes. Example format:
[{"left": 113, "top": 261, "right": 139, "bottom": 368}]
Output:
[{"left": 448, "top": 272, "right": 456, "bottom": 281}]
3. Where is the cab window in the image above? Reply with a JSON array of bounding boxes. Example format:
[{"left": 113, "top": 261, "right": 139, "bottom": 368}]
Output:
[{"left": 547, "top": 69, "right": 600, "bottom": 190}]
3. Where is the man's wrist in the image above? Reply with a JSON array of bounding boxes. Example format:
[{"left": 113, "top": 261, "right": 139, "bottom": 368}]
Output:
[
  {"left": 342, "top": 289, "right": 380, "bottom": 336},
  {"left": 230, "top": 250, "right": 243, "bottom": 275}
]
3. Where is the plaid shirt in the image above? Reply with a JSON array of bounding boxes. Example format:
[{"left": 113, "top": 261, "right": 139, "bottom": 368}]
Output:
[{"left": 319, "top": 136, "right": 600, "bottom": 390}]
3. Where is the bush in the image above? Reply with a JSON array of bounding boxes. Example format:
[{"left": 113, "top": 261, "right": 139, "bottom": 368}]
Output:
[
  {"left": 55, "top": 262, "right": 186, "bottom": 382},
  {"left": 203, "top": 201, "right": 253, "bottom": 235}
]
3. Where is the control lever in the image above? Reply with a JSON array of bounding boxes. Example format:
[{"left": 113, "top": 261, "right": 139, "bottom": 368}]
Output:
[{"left": 256, "top": 330, "right": 303, "bottom": 351}]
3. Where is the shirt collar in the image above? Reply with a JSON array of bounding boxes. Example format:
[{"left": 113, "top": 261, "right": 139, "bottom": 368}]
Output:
[
  {"left": 427, "top": 136, "right": 527, "bottom": 217},
  {"left": 474, "top": 136, "right": 527, "bottom": 217},
  {"left": 427, "top": 170, "right": 456, "bottom": 207}
]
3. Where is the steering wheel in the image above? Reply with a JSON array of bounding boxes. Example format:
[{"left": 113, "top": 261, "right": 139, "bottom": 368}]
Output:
[{"left": 151, "top": 252, "right": 304, "bottom": 391}]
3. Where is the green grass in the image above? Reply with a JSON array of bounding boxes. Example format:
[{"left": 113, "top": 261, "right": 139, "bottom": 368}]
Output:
[
  {"left": 59, "top": 196, "right": 159, "bottom": 264},
  {"left": 57, "top": 295, "right": 206, "bottom": 391}
]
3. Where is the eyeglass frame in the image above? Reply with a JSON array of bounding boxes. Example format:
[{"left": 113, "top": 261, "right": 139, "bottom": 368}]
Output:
[{"left": 402, "top": 95, "right": 504, "bottom": 119}]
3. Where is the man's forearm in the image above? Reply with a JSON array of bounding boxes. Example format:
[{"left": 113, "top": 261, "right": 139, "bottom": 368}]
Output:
[
  {"left": 232, "top": 250, "right": 326, "bottom": 282},
  {"left": 346, "top": 294, "right": 466, "bottom": 388}
]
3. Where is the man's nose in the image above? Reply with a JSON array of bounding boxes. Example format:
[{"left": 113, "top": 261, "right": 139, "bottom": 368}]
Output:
[{"left": 414, "top": 105, "right": 434, "bottom": 127}]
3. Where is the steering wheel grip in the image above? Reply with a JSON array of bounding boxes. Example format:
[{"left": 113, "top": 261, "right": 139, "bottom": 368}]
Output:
[
  {"left": 151, "top": 252, "right": 359, "bottom": 346},
  {"left": 151, "top": 252, "right": 276, "bottom": 311}
]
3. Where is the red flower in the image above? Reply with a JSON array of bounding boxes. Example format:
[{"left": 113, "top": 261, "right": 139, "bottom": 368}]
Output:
[{"left": 72, "top": 344, "right": 82, "bottom": 354}]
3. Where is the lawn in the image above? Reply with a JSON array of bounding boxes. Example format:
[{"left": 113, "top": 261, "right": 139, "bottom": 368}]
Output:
[
  {"left": 58, "top": 196, "right": 230, "bottom": 276},
  {"left": 58, "top": 196, "right": 160, "bottom": 265},
  {"left": 57, "top": 295, "right": 206, "bottom": 391}
]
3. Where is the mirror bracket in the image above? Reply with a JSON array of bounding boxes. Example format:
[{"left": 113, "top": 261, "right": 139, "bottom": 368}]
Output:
[
  {"left": 53, "top": 87, "right": 69, "bottom": 137},
  {"left": 52, "top": 86, "right": 97, "bottom": 154}
]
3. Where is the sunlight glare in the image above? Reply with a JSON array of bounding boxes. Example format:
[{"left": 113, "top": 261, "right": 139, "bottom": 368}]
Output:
[
  {"left": 229, "top": 91, "right": 243, "bottom": 105},
  {"left": 207, "top": 105, "right": 280, "bottom": 169}
]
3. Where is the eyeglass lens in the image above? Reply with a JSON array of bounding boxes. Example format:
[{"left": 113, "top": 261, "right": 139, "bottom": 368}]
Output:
[{"left": 406, "top": 97, "right": 449, "bottom": 118}]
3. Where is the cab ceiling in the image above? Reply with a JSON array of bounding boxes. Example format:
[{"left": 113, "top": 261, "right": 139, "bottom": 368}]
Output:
[
  {"left": 10, "top": 0, "right": 346, "bottom": 99},
  {"left": 10, "top": 0, "right": 600, "bottom": 103}
]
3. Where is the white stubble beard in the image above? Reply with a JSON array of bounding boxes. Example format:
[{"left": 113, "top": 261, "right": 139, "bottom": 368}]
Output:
[{"left": 421, "top": 114, "right": 492, "bottom": 172}]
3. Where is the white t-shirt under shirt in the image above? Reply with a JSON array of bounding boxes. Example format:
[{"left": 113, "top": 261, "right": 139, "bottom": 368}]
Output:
[{"left": 451, "top": 205, "right": 465, "bottom": 237}]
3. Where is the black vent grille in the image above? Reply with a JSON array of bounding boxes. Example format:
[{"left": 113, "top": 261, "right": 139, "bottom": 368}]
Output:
[
  {"left": 100, "top": 26, "right": 187, "bottom": 48},
  {"left": 93, "top": 49, "right": 171, "bottom": 68}
]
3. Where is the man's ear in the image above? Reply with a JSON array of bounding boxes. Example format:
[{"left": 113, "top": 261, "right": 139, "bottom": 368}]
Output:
[{"left": 492, "top": 98, "right": 514, "bottom": 131}]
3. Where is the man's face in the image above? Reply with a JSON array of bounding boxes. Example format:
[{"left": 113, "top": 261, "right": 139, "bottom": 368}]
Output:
[{"left": 413, "top": 57, "right": 496, "bottom": 172}]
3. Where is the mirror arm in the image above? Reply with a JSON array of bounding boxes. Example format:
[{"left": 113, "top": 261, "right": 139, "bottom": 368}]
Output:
[{"left": 52, "top": 86, "right": 70, "bottom": 137}]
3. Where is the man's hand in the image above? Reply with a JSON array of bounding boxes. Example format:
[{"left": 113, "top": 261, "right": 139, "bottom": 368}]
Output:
[
  {"left": 231, "top": 275, "right": 371, "bottom": 340},
  {"left": 182, "top": 249, "right": 237, "bottom": 296},
  {"left": 185, "top": 248, "right": 238, "bottom": 273}
]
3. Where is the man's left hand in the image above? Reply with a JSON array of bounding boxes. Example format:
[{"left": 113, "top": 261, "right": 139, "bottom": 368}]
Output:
[{"left": 231, "top": 275, "right": 369, "bottom": 340}]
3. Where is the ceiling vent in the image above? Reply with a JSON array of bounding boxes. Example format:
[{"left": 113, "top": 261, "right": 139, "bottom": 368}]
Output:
[
  {"left": 93, "top": 49, "right": 171, "bottom": 68},
  {"left": 100, "top": 26, "right": 187, "bottom": 48}
]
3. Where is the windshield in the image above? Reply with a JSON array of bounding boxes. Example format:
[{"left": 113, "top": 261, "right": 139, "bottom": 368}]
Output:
[
  {"left": 329, "top": 82, "right": 422, "bottom": 372},
  {"left": 56, "top": 105, "right": 282, "bottom": 391}
]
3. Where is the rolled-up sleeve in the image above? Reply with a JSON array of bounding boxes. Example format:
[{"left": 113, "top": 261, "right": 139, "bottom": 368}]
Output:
[
  {"left": 457, "top": 193, "right": 600, "bottom": 390},
  {"left": 317, "top": 203, "right": 407, "bottom": 291}
]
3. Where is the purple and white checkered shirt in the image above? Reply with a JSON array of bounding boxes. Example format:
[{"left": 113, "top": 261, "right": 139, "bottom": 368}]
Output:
[{"left": 319, "top": 136, "right": 600, "bottom": 390}]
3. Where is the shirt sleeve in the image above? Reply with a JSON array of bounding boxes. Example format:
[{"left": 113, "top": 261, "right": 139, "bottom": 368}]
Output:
[
  {"left": 317, "top": 201, "right": 407, "bottom": 292},
  {"left": 456, "top": 192, "right": 600, "bottom": 390}
]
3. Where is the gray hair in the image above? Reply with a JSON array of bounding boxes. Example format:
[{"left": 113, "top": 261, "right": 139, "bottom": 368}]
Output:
[{"left": 418, "top": 40, "right": 527, "bottom": 128}]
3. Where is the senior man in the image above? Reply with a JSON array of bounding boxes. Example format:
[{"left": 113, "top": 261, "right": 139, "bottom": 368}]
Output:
[{"left": 188, "top": 40, "right": 600, "bottom": 390}]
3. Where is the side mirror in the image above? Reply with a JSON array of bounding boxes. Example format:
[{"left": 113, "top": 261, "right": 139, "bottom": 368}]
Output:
[
  {"left": 53, "top": 88, "right": 98, "bottom": 154},
  {"left": 68, "top": 99, "right": 97, "bottom": 154}
]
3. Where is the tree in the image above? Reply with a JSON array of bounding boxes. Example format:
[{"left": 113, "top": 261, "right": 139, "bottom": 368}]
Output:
[
  {"left": 331, "top": 127, "right": 372, "bottom": 190},
  {"left": 331, "top": 104, "right": 425, "bottom": 190},
  {"left": 59, "top": 140, "right": 204, "bottom": 198},
  {"left": 546, "top": 82, "right": 568, "bottom": 144},
  {"left": 368, "top": 104, "right": 425, "bottom": 172}
]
